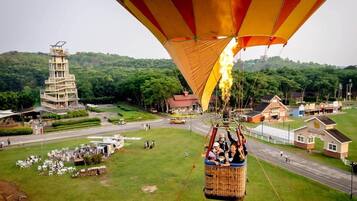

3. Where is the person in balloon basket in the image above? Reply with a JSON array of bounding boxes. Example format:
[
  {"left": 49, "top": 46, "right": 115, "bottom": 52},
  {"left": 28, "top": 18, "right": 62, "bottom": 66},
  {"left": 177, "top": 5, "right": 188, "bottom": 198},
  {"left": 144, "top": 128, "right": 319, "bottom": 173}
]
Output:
[
  {"left": 227, "top": 126, "right": 247, "bottom": 155},
  {"left": 227, "top": 143, "right": 246, "bottom": 164},
  {"left": 207, "top": 142, "right": 226, "bottom": 165},
  {"left": 226, "top": 126, "right": 248, "bottom": 163},
  {"left": 216, "top": 133, "right": 229, "bottom": 152}
]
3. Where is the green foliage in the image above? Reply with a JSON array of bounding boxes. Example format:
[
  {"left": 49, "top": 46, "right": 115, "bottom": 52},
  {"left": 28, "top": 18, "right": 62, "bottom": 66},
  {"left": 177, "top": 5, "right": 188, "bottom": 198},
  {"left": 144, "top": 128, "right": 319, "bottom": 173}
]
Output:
[
  {"left": 0, "top": 87, "right": 38, "bottom": 111},
  {"left": 52, "top": 117, "right": 100, "bottom": 127},
  {"left": 108, "top": 117, "right": 120, "bottom": 123},
  {"left": 87, "top": 107, "right": 103, "bottom": 113},
  {"left": 63, "top": 110, "right": 88, "bottom": 118},
  {"left": 42, "top": 113, "right": 61, "bottom": 120},
  {"left": 1, "top": 52, "right": 356, "bottom": 110},
  {"left": 91, "top": 153, "right": 103, "bottom": 164},
  {"left": 80, "top": 96, "right": 115, "bottom": 104},
  {"left": 44, "top": 122, "right": 100, "bottom": 132},
  {"left": 43, "top": 110, "right": 88, "bottom": 120},
  {"left": 0, "top": 126, "right": 32, "bottom": 136},
  {"left": 83, "top": 153, "right": 103, "bottom": 165}
]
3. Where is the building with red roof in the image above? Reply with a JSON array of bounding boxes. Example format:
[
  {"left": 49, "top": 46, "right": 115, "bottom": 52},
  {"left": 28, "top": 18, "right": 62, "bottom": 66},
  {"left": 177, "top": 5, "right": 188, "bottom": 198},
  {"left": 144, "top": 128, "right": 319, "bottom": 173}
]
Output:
[{"left": 167, "top": 91, "right": 201, "bottom": 113}]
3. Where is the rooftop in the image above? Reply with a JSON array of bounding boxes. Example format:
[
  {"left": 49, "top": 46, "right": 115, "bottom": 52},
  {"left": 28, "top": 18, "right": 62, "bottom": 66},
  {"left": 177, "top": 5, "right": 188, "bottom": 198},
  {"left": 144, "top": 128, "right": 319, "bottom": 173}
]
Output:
[
  {"left": 325, "top": 129, "right": 351, "bottom": 143},
  {"left": 316, "top": 116, "right": 336, "bottom": 125}
]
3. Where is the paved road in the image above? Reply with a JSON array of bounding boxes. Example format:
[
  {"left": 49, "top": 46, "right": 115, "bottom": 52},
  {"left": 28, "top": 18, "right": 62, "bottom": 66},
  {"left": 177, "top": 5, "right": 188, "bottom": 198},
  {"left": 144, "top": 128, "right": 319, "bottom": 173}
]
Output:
[
  {"left": 188, "top": 117, "right": 357, "bottom": 194},
  {"left": 1, "top": 116, "right": 356, "bottom": 195}
]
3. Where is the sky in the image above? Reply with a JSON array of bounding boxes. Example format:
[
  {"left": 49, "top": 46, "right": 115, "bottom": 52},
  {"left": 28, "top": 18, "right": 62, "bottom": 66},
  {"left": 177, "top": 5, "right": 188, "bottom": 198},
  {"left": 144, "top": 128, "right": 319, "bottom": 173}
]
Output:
[{"left": 0, "top": 0, "right": 356, "bottom": 66}]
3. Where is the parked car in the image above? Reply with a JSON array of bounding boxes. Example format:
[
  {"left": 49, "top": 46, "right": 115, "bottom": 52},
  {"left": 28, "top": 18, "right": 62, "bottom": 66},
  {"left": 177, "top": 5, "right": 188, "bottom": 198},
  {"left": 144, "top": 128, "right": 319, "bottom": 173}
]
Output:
[{"left": 169, "top": 118, "right": 186, "bottom": 124}]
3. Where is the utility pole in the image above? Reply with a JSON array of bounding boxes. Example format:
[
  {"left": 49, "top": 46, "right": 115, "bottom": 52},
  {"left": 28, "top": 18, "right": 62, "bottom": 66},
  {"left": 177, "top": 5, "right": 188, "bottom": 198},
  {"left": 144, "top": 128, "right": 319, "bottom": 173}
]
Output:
[
  {"left": 346, "top": 79, "right": 353, "bottom": 101},
  {"left": 351, "top": 162, "right": 356, "bottom": 199},
  {"left": 338, "top": 83, "right": 343, "bottom": 100}
]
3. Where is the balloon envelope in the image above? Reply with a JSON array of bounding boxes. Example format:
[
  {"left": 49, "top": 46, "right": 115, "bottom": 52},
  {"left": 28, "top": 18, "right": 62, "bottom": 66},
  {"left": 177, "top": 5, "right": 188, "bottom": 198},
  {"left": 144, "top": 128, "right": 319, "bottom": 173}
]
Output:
[{"left": 117, "top": 0, "right": 325, "bottom": 110}]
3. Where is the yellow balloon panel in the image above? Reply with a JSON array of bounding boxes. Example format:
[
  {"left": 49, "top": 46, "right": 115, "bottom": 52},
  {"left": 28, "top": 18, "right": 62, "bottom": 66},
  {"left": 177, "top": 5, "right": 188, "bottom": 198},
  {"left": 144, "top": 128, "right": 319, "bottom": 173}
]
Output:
[{"left": 164, "top": 38, "right": 232, "bottom": 110}]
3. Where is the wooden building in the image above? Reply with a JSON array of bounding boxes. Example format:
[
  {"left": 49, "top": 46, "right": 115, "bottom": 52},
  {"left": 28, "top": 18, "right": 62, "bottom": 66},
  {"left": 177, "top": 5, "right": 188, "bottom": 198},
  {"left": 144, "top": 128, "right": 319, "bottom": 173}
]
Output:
[
  {"left": 167, "top": 91, "right": 201, "bottom": 113},
  {"left": 294, "top": 116, "right": 351, "bottom": 158},
  {"left": 246, "top": 95, "right": 288, "bottom": 123}
]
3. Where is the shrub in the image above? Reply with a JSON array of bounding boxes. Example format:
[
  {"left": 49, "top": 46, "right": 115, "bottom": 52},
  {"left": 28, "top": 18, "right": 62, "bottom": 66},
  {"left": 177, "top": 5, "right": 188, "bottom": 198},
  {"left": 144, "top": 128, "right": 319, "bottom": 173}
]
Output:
[
  {"left": 80, "top": 96, "right": 115, "bottom": 104},
  {"left": 43, "top": 110, "right": 88, "bottom": 120},
  {"left": 42, "top": 113, "right": 61, "bottom": 120},
  {"left": 0, "top": 127, "right": 32, "bottom": 136},
  {"left": 52, "top": 117, "right": 100, "bottom": 127},
  {"left": 108, "top": 117, "right": 119, "bottom": 123},
  {"left": 83, "top": 154, "right": 92, "bottom": 165},
  {"left": 63, "top": 110, "right": 88, "bottom": 118},
  {"left": 82, "top": 153, "right": 102, "bottom": 165},
  {"left": 91, "top": 154, "right": 102, "bottom": 164},
  {"left": 87, "top": 107, "right": 102, "bottom": 113}
]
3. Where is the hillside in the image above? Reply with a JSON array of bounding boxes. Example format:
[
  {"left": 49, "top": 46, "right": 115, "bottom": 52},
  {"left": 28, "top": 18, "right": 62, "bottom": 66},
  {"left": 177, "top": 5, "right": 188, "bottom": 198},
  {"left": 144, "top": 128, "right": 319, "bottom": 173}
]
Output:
[
  {"left": 0, "top": 51, "right": 356, "bottom": 111},
  {"left": 0, "top": 51, "right": 348, "bottom": 92},
  {"left": 235, "top": 56, "right": 341, "bottom": 71}
]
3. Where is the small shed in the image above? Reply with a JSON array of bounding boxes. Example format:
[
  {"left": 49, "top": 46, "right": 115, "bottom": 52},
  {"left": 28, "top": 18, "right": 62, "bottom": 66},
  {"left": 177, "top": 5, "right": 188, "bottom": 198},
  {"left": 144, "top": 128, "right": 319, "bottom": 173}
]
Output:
[{"left": 294, "top": 116, "right": 351, "bottom": 158}]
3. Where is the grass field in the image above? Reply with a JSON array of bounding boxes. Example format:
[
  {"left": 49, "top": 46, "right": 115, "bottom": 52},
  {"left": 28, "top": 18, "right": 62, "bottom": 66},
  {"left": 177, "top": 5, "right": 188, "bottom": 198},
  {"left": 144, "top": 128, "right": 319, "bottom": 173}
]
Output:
[
  {"left": 0, "top": 128, "right": 355, "bottom": 201},
  {"left": 98, "top": 102, "right": 158, "bottom": 123}
]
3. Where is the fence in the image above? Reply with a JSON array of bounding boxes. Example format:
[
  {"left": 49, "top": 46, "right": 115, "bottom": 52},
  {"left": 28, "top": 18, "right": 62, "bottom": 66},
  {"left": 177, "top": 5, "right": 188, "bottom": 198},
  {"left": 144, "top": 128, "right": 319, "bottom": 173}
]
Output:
[{"left": 244, "top": 128, "right": 293, "bottom": 145}]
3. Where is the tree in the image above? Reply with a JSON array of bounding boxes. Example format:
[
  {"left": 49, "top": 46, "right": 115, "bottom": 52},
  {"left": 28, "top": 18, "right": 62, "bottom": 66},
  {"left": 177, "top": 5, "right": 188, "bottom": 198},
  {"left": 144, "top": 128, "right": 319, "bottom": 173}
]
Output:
[{"left": 141, "top": 77, "right": 182, "bottom": 112}]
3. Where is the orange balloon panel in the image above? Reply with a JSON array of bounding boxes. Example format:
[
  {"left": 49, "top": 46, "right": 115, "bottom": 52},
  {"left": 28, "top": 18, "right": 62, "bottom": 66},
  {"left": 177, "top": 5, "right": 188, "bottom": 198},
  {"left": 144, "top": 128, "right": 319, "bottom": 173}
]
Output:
[{"left": 117, "top": 0, "right": 325, "bottom": 110}]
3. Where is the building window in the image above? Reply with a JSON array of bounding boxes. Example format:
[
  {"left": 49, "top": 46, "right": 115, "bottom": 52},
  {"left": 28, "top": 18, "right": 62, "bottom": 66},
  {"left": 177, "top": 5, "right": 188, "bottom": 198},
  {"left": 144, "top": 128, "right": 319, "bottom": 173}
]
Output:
[
  {"left": 297, "top": 135, "right": 304, "bottom": 143},
  {"left": 328, "top": 143, "right": 337, "bottom": 152},
  {"left": 308, "top": 137, "right": 314, "bottom": 143}
]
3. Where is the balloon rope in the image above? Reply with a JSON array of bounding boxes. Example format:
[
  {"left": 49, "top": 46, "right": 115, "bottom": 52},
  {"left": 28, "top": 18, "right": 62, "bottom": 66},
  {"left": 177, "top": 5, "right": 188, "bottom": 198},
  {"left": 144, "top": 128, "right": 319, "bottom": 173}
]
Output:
[{"left": 252, "top": 153, "right": 283, "bottom": 201}]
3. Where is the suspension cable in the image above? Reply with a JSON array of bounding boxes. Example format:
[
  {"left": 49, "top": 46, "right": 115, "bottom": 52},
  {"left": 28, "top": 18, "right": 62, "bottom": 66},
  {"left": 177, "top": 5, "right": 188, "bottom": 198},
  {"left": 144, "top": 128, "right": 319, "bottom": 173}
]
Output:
[{"left": 252, "top": 154, "right": 283, "bottom": 201}]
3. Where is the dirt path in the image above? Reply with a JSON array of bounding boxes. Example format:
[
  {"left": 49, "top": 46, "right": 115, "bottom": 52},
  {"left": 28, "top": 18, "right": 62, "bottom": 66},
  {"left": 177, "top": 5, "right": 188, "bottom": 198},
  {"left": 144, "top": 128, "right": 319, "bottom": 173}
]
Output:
[{"left": 0, "top": 180, "right": 28, "bottom": 201}]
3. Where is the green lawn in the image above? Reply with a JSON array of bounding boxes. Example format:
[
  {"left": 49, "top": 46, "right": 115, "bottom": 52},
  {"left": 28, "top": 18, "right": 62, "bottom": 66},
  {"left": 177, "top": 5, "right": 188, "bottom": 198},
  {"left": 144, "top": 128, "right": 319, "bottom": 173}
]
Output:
[
  {"left": 99, "top": 102, "right": 158, "bottom": 123},
  {"left": 0, "top": 128, "right": 354, "bottom": 201}
]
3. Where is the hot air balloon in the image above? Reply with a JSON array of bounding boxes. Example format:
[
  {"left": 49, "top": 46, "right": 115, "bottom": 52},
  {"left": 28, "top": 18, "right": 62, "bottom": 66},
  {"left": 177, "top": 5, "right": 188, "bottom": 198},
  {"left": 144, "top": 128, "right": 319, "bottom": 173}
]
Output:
[
  {"left": 117, "top": 0, "right": 325, "bottom": 111},
  {"left": 116, "top": 0, "right": 325, "bottom": 200}
]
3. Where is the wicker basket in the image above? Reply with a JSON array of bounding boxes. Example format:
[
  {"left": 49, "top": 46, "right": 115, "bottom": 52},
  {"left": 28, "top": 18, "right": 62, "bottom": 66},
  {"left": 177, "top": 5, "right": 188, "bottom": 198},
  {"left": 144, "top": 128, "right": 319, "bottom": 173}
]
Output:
[{"left": 204, "top": 161, "right": 246, "bottom": 200}]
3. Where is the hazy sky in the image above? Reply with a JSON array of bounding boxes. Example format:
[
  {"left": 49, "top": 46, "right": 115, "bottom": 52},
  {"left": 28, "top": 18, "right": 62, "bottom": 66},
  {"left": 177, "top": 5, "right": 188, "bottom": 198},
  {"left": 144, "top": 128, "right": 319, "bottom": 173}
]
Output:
[{"left": 0, "top": 0, "right": 356, "bottom": 66}]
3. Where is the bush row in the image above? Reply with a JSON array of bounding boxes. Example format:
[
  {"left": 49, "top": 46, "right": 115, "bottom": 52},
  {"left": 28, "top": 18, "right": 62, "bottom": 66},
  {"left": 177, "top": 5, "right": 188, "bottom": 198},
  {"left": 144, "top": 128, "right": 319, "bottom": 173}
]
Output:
[
  {"left": 87, "top": 107, "right": 103, "bottom": 113},
  {"left": 80, "top": 96, "right": 115, "bottom": 104},
  {"left": 0, "top": 127, "right": 32, "bottom": 136},
  {"left": 52, "top": 117, "right": 100, "bottom": 127},
  {"left": 43, "top": 110, "right": 88, "bottom": 120},
  {"left": 45, "top": 122, "right": 100, "bottom": 132}
]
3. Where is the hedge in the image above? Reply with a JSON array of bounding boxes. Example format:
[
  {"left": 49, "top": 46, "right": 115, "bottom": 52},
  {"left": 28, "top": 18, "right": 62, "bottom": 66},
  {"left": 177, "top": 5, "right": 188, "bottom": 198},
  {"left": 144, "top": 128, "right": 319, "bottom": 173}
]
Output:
[
  {"left": 80, "top": 96, "right": 115, "bottom": 104},
  {"left": 43, "top": 110, "right": 88, "bottom": 120},
  {"left": 52, "top": 117, "right": 101, "bottom": 127},
  {"left": 0, "top": 127, "right": 32, "bottom": 136},
  {"left": 45, "top": 122, "right": 100, "bottom": 132}
]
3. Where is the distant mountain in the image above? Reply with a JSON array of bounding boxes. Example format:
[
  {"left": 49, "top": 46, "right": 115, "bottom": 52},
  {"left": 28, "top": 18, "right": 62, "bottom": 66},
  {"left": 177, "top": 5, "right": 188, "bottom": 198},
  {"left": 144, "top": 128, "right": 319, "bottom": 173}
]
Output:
[
  {"left": 0, "top": 51, "right": 351, "bottom": 92},
  {"left": 234, "top": 56, "right": 341, "bottom": 71}
]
